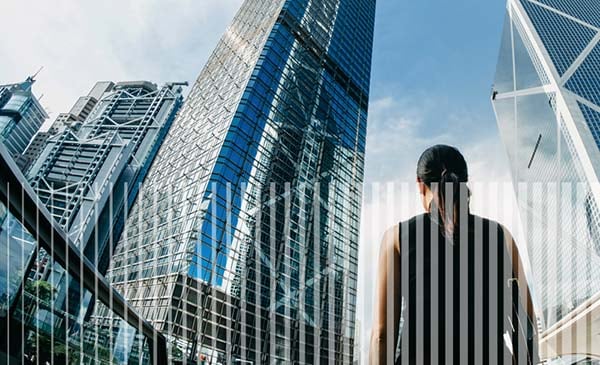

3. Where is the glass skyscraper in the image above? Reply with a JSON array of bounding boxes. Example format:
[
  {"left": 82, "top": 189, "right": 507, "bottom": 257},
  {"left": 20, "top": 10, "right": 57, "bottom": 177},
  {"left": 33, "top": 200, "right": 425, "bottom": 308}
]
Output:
[
  {"left": 492, "top": 0, "right": 600, "bottom": 359},
  {"left": 0, "top": 77, "right": 48, "bottom": 167},
  {"left": 105, "top": 0, "right": 375, "bottom": 363}
]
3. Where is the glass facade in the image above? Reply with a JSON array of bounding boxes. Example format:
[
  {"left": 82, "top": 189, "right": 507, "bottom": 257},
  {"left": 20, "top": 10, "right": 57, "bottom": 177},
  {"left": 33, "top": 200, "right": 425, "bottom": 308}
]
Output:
[
  {"left": 0, "top": 145, "right": 167, "bottom": 364},
  {"left": 493, "top": 0, "right": 600, "bottom": 359},
  {"left": 565, "top": 44, "right": 600, "bottom": 106},
  {"left": 0, "top": 77, "right": 48, "bottom": 166},
  {"left": 105, "top": 0, "right": 375, "bottom": 363},
  {"left": 520, "top": 0, "right": 596, "bottom": 76}
]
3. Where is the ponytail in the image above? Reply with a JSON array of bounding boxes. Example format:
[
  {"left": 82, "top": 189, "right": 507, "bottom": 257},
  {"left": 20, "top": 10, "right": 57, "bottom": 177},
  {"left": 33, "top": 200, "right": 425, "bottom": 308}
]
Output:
[
  {"left": 436, "top": 171, "right": 465, "bottom": 238},
  {"left": 417, "top": 145, "right": 470, "bottom": 239}
]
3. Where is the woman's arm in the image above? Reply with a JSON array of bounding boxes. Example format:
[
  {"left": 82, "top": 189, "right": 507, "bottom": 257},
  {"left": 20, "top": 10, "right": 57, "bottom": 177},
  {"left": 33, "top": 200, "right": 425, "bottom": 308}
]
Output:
[
  {"left": 369, "top": 225, "right": 401, "bottom": 365},
  {"left": 502, "top": 227, "right": 537, "bottom": 332}
]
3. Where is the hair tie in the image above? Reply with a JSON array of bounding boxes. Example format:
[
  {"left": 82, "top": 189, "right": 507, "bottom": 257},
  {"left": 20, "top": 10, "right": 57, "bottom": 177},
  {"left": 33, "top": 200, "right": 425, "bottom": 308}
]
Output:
[{"left": 441, "top": 168, "right": 448, "bottom": 178}]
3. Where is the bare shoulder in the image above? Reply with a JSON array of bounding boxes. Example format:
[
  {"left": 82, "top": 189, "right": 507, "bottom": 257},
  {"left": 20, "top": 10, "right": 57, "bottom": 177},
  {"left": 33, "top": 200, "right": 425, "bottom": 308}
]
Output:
[{"left": 381, "top": 223, "right": 400, "bottom": 255}]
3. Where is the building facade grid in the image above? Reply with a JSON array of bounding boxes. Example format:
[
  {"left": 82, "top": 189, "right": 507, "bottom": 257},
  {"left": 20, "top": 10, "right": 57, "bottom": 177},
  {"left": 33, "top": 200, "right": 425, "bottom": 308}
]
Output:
[
  {"left": 493, "top": 0, "right": 600, "bottom": 338},
  {"left": 105, "top": 0, "right": 374, "bottom": 363}
]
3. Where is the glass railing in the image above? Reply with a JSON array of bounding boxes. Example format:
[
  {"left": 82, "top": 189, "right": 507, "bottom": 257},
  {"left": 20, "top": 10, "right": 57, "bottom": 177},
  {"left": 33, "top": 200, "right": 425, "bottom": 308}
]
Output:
[
  {"left": 8, "top": 248, "right": 152, "bottom": 364},
  {"left": 0, "top": 146, "right": 167, "bottom": 364}
]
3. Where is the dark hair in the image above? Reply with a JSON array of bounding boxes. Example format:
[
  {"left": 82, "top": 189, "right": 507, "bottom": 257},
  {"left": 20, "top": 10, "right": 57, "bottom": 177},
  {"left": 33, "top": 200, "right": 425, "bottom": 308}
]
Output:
[{"left": 417, "top": 145, "right": 469, "bottom": 238}]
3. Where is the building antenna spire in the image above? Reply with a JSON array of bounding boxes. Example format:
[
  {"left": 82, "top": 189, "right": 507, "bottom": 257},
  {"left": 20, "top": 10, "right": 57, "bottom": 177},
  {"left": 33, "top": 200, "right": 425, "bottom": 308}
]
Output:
[{"left": 31, "top": 66, "right": 44, "bottom": 80}]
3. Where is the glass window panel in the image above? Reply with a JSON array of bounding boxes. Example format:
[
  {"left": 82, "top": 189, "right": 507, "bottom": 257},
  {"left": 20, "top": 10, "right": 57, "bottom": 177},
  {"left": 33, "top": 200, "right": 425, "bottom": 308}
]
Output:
[{"left": 494, "top": 13, "right": 516, "bottom": 94}]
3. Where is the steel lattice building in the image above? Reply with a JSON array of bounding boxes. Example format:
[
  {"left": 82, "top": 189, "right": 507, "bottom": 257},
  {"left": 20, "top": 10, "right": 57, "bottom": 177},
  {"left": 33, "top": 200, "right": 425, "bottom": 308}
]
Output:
[
  {"left": 104, "top": 0, "right": 375, "bottom": 363},
  {"left": 492, "top": 0, "right": 600, "bottom": 359},
  {"left": 28, "top": 81, "right": 184, "bottom": 272}
]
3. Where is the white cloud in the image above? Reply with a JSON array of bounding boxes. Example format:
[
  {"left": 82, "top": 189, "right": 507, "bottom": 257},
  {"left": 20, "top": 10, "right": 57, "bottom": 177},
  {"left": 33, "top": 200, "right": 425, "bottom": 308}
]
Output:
[
  {"left": 0, "top": 0, "right": 243, "bottom": 123},
  {"left": 364, "top": 95, "right": 451, "bottom": 184}
]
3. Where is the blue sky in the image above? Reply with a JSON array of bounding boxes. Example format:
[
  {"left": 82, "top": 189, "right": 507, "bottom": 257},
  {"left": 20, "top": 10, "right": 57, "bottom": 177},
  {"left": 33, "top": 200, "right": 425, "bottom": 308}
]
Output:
[
  {"left": 0, "top": 0, "right": 511, "bottom": 184},
  {"left": 0, "top": 0, "right": 521, "bottom": 360},
  {"left": 366, "top": 0, "right": 509, "bottom": 184}
]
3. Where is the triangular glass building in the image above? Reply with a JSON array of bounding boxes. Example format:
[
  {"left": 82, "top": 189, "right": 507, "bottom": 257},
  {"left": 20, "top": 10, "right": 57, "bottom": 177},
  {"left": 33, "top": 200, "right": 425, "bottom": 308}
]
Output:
[
  {"left": 492, "top": 0, "right": 600, "bottom": 359},
  {"left": 102, "top": 1, "right": 375, "bottom": 363}
]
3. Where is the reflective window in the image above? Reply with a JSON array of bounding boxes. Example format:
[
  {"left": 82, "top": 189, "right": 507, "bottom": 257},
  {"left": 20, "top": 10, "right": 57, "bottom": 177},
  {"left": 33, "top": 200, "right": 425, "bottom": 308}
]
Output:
[
  {"left": 535, "top": 0, "right": 600, "bottom": 28},
  {"left": 521, "top": 0, "right": 596, "bottom": 76},
  {"left": 566, "top": 44, "right": 600, "bottom": 106},
  {"left": 0, "top": 200, "right": 36, "bottom": 313},
  {"left": 578, "top": 101, "right": 600, "bottom": 150}
]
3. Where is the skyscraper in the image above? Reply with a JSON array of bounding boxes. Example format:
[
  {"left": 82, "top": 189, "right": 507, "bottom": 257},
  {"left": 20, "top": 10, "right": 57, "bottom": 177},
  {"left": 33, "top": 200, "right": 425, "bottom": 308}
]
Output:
[
  {"left": 105, "top": 0, "right": 375, "bottom": 363},
  {"left": 16, "top": 83, "right": 105, "bottom": 173},
  {"left": 0, "top": 77, "right": 48, "bottom": 167},
  {"left": 23, "top": 81, "right": 183, "bottom": 352},
  {"left": 16, "top": 131, "right": 53, "bottom": 173},
  {"left": 492, "top": 0, "right": 600, "bottom": 359},
  {"left": 28, "top": 81, "right": 184, "bottom": 272}
]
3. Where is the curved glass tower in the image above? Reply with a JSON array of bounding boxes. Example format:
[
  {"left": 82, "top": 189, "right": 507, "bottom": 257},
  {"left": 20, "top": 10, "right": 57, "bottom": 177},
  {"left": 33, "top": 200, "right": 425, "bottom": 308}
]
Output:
[
  {"left": 105, "top": 0, "right": 375, "bottom": 363},
  {"left": 492, "top": 0, "right": 600, "bottom": 359}
]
